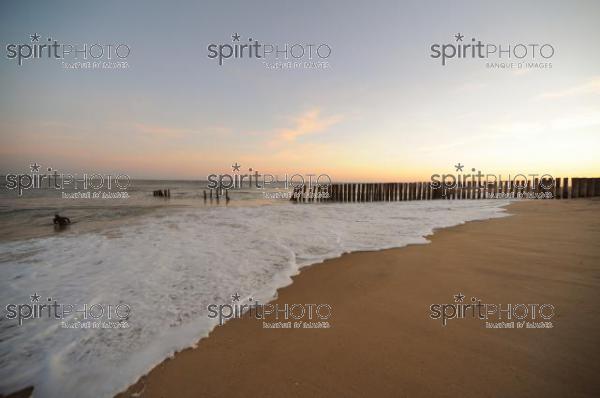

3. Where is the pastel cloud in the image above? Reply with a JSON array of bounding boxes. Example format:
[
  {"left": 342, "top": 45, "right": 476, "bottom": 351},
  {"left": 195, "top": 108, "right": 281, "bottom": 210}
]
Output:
[
  {"left": 270, "top": 109, "right": 342, "bottom": 146},
  {"left": 536, "top": 77, "right": 600, "bottom": 100}
]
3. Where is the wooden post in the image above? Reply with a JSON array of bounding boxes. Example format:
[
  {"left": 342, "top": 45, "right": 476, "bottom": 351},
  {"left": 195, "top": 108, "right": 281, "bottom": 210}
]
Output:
[
  {"left": 555, "top": 178, "right": 561, "bottom": 199},
  {"left": 577, "top": 178, "right": 583, "bottom": 198},
  {"left": 543, "top": 178, "right": 552, "bottom": 198},
  {"left": 586, "top": 178, "right": 593, "bottom": 197},
  {"left": 572, "top": 178, "right": 579, "bottom": 198},
  {"left": 577, "top": 178, "right": 584, "bottom": 198},
  {"left": 431, "top": 182, "right": 439, "bottom": 200},
  {"left": 594, "top": 178, "right": 600, "bottom": 197}
]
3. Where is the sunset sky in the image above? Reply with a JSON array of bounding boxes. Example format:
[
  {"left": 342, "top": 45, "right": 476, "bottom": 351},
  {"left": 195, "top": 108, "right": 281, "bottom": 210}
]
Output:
[{"left": 1, "top": 0, "right": 599, "bottom": 181}]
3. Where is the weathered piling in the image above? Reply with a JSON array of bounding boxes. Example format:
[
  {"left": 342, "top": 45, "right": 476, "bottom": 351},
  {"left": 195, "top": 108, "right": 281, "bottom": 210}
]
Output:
[
  {"left": 153, "top": 189, "right": 171, "bottom": 198},
  {"left": 572, "top": 178, "right": 580, "bottom": 198}
]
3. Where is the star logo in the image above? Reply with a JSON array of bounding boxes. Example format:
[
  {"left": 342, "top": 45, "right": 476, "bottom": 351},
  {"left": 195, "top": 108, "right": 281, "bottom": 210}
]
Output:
[
  {"left": 30, "top": 292, "right": 41, "bottom": 302},
  {"left": 454, "top": 293, "right": 465, "bottom": 303},
  {"left": 454, "top": 33, "right": 464, "bottom": 42},
  {"left": 232, "top": 162, "right": 241, "bottom": 172},
  {"left": 30, "top": 163, "right": 41, "bottom": 172},
  {"left": 231, "top": 292, "right": 241, "bottom": 302},
  {"left": 30, "top": 33, "right": 41, "bottom": 42},
  {"left": 232, "top": 33, "right": 241, "bottom": 42},
  {"left": 454, "top": 163, "right": 464, "bottom": 172}
]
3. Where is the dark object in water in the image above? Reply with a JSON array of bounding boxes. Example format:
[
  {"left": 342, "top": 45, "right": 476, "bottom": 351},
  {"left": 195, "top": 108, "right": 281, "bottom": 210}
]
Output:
[
  {"left": 53, "top": 214, "right": 71, "bottom": 226},
  {"left": 153, "top": 189, "right": 171, "bottom": 198}
]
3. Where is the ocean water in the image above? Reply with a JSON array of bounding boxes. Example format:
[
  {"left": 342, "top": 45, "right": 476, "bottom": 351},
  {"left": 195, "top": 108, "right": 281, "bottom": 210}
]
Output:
[{"left": 0, "top": 181, "right": 510, "bottom": 397}]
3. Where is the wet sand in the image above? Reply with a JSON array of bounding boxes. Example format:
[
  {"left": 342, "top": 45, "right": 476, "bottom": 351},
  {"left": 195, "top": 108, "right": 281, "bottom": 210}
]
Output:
[{"left": 115, "top": 199, "right": 600, "bottom": 398}]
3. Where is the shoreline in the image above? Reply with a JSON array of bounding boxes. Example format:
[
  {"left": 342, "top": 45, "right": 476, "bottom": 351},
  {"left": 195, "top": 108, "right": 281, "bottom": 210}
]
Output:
[
  {"left": 115, "top": 199, "right": 600, "bottom": 398},
  {"left": 1, "top": 200, "right": 508, "bottom": 398}
]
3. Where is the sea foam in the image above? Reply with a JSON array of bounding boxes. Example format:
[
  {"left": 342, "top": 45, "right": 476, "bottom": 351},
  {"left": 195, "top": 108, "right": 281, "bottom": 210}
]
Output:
[{"left": 0, "top": 200, "right": 509, "bottom": 397}]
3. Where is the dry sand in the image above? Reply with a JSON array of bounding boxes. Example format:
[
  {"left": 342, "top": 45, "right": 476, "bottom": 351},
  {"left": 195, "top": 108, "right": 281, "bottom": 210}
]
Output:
[{"left": 115, "top": 200, "right": 600, "bottom": 398}]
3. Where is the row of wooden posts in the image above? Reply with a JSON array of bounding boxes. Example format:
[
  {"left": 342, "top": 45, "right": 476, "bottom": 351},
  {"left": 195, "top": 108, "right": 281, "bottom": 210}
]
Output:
[
  {"left": 153, "top": 189, "right": 171, "bottom": 197},
  {"left": 153, "top": 188, "right": 230, "bottom": 202},
  {"left": 291, "top": 177, "right": 600, "bottom": 203},
  {"left": 203, "top": 189, "right": 230, "bottom": 202}
]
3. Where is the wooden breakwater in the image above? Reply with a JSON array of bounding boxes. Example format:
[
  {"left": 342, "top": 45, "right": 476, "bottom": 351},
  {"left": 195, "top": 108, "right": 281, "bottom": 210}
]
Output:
[
  {"left": 153, "top": 189, "right": 171, "bottom": 197},
  {"left": 291, "top": 177, "right": 600, "bottom": 203}
]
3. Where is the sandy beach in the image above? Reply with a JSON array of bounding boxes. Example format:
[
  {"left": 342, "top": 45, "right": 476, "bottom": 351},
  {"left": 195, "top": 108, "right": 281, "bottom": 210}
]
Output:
[{"left": 116, "top": 199, "right": 600, "bottom": 398}]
